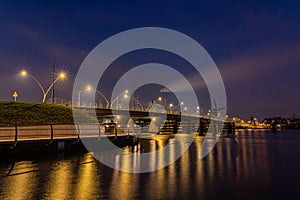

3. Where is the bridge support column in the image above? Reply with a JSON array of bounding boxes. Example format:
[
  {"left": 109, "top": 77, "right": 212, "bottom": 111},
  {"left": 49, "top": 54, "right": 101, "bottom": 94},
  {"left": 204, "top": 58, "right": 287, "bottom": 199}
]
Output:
[
  {"left": 198, "top": 118, "right": 205, "bottom": 136},
  {"left": 231, "top": 122, "right": 236, "bottom": 136},
  {"left": 213, "top": 120, "right": 218, "bottom": 135},
  {"left": 114, "top": 126, "right": 118, "bottom": 139},
  {"left": 173, "top": 120, "right": 178, "bottom": 134},
  {"left": 186, "top": 120, "right": 191, "bottom": 134}
]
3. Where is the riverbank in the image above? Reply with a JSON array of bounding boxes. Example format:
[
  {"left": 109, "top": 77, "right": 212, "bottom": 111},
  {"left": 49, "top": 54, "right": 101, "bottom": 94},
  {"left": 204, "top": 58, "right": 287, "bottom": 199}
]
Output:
[{"left": 0, "top": 101, "right": 94, "bottom": 125}]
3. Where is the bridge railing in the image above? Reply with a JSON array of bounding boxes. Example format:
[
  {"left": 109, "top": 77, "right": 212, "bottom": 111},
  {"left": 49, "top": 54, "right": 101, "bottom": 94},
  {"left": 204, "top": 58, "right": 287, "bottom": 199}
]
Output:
[{"left": 0, "top": 122, "right": 139, "bottom": 148}]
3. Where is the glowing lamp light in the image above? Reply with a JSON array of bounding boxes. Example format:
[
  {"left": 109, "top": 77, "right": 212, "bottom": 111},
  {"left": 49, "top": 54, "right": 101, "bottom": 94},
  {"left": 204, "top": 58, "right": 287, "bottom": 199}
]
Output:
[
  {"left": 59, "top": 72, "right": 66, "bottom": 79},
  {"left": 21, "top": 70, "right": 27, "bottom": 76},
  {"left": 86, "top": 85, "right": 92, "bottom": 91}
]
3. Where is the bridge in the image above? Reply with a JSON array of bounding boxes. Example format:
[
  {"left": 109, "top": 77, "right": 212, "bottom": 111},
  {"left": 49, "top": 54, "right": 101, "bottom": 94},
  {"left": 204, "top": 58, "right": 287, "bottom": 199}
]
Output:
[
  {"left": 76, "top": 107, "right": 235, "bottom": 136},
  {"left": 0, "top": 105, "right": 235, "bottom": 156}
]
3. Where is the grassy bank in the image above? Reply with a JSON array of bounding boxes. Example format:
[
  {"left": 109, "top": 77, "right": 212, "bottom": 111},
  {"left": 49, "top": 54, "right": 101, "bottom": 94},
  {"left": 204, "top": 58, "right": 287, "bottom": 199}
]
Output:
[{"left": 0, "top": 101, "right": 94, "bottom": 125}]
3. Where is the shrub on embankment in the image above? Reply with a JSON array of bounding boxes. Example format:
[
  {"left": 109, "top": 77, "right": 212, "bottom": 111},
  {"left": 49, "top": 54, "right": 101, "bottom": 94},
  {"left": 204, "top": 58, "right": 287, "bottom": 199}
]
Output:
[{"left": 0, "top": 101, "right": 94, "bottom": 125}]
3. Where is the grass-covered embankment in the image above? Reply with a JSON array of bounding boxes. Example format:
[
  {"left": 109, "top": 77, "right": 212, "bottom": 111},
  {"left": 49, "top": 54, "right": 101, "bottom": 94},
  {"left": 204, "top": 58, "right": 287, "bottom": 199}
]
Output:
[{"left": 0, "top": 101, "right": 95, "bottom": 125}]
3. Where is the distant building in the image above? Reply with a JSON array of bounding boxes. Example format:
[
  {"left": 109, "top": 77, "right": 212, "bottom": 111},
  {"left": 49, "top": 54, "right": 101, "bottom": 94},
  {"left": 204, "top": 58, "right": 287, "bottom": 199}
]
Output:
[
  {"left": 263, "top": 116, "right": 288, "bottom": 130},
  {"left": 289, "top": 119, "right": 300, "bottom": 129}
]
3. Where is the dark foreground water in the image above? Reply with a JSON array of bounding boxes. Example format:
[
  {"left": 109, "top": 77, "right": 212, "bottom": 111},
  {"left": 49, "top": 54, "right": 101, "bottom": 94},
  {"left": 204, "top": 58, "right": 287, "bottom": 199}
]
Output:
[{"left": 0, "top": 129, "right": 300, "bottom": 200}]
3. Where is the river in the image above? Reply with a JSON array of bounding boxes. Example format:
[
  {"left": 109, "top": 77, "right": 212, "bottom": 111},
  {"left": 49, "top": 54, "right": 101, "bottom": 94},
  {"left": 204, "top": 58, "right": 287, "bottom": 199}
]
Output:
[{"left": 0, "top": 129, "right": 300, "bottom": 199}]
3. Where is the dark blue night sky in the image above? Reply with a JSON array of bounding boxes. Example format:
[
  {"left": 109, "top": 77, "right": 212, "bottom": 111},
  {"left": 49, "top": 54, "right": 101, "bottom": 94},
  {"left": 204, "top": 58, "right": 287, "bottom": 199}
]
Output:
[{"left": 0, "top": 1, "right": 299, "bottom": 119}]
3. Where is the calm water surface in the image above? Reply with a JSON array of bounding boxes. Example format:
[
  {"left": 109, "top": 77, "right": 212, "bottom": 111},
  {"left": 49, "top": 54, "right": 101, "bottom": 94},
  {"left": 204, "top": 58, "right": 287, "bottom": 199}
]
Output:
[{"left": 0, "top": 129, "right": 300, "bottom": 200}]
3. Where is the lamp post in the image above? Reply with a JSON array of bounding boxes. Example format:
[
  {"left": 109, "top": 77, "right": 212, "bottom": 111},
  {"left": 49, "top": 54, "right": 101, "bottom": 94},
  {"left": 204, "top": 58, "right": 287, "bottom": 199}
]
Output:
[
  {"left": 169, "top": 103, "right": 173, "bottom": 113},
  {"left": 78, "top": 90, "right": 82, "bottom": 107},
  {"left": 86, "top": 85, "right": 109, "bottom": 108},
  {"left": 20, "top": 70, "right": 66, "bottom": 103},
  {"left": 172, "top": 101, "right": 184, "bottom": 113},
  {"left": 111, "top": 90, "right": 129, "bottom": 109},
  {"left": 130, "top": 96, "right": 144, "bottom": 111},
  {"left": 196, "top": 106, "right": 200, "bottom": 116}
]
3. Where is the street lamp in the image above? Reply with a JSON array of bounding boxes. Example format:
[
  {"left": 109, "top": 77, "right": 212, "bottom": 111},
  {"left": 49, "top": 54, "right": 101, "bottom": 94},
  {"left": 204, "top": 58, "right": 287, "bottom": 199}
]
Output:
[
  {"left": 129, "top": 96, "right": 144, "bottom": 111},
  {"left": 172, "top": 101, "right": 184, "bottom": 113},
  {"left": 183, "top": 106, "right": 187, "bottom": 113},
  {"left": 169, "top": 103, "right": 173, "bottom": 113},
  {"left": 77, "top": 90, "right": 82, "bottom": 106},
  {"left": 20, "top": 70, "right": 66, "bottom": 103},
  {"left": 111, "top": 90, "right": 129, "bottom": 109},
  {"left": 86, "top": 85, "right": 109, "bottom": 108},
  {"left": 196, "top": 106, "right": 200, "bottom": 115}
]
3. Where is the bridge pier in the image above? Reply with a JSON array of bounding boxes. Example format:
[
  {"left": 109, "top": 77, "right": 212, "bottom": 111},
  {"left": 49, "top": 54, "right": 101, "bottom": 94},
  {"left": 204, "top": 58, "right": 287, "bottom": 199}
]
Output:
[
  {"left": 198, "top": 118, "right": 205, "bottom": 136},
  {"left": 173, "top": 120, "right": 178, "bottom": 134},
  {"left": 227, "top": 122, "right": 236, "bottom": 137}
]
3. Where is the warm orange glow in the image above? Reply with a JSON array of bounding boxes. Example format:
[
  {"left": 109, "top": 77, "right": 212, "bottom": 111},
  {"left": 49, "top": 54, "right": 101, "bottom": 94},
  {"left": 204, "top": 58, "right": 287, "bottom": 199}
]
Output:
[
  {"left": 158, "top": 97, "right": 162, "bottom": 101},
  {"left": 86, "top": 85, "right": 92, "bottom": 91},
  {"left": 21, "top": 70, "right": 27, "bottom": 76},
  {"left": 59, "top": 72, "right": 66, "bottom": 79},
  {"left": 13, "top": 91, "right": 18, "bottom": 97}
]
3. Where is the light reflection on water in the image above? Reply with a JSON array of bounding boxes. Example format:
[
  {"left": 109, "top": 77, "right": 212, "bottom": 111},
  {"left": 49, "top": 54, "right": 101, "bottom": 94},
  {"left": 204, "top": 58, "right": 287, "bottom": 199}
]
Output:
[{"left": 1, "top": 129, "right": 300, "bottom": 199}]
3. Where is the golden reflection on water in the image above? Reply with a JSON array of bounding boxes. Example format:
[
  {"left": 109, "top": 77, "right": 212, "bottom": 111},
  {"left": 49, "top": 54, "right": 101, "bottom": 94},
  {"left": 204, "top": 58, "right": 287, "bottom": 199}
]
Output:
[
  {"left": 194, "top": 136, "right": 205, "bottom": 194},
  {"left": 73, "top": 153, "right": 100, "bottom": 199},
  {"left": 235, "top": 129, "right": 270, "bottom": 185},
  {"left": 1, "top": 161, "right": 38, "bottom": 200},
  {"left": 110, "top": 146, "right": 139, "bottom": 200},
  {"left": 43, "top": 160, "right": 72, "bottom": 200},
  {"left": 0, "top": 130, "right": 275, "bottom": 199},
  {"left": 155, "top": 139, "right": 167, "bottom": 197},
  {"left": 179, "top": 137, "right": 190, "bottom": 196},
  {"left": 167, "top": 137, "right": 176, "bottom": 196}
]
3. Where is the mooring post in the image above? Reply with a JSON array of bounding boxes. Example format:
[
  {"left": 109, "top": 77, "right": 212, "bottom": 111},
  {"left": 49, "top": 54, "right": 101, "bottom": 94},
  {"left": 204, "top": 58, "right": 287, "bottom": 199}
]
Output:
[
  {"left": 47, "top": 124, "right": 54, "bottom": 146},
  {"left": 50, "top": 124, "right": 54, "bottom": 141},
  {"left": 11, "top": 123, "right": 18, "bottom": 148},
  {"left": 74, "top": 124, "right": 80, "bottom": 143},
  {"left": 97, "top": 124, "right": 101, "bottom": 140}
]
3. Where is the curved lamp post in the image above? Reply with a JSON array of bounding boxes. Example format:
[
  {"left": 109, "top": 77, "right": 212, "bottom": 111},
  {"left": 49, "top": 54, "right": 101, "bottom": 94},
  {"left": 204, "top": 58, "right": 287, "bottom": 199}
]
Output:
[
  {"left": 86, "top": 85, "right": 109, "bottom": 108},
  {"left": 20, "top": 70, "right": 66, "bottom": 103},
  {"left": 146, "top": 96, "right": 164, "bottom": 111},
  {"left": 110, "top": 90, "right": 129, "bottom": 109},
  {"left": 172, "top": 101, "right": 184, "bottom": 113},
  {"left": 130, "top": 96, "right": 144, "bottom": 111}
]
